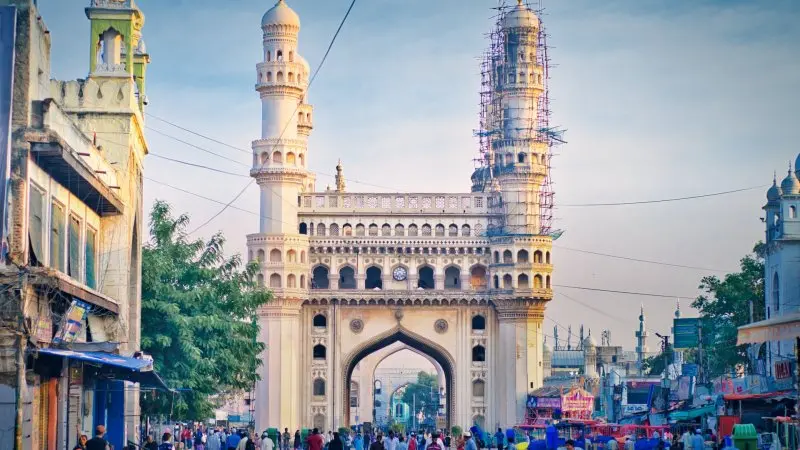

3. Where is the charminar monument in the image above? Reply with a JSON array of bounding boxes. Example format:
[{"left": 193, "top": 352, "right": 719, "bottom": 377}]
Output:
[{"left": 249, "top": 0, "right": 560, "bottom": 431}]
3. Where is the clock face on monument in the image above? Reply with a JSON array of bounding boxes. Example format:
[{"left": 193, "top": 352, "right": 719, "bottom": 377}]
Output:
[{"left": 393, "top": 267, "right": 407, "bottom": 281}]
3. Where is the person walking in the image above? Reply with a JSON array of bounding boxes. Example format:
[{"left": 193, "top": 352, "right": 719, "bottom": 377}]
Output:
[
  {"left": 159, "top": 432, "right": 176, "bottom": 450},
  {"left": 464, "top": 433, "right": 477, "bottom": 450},
  {"left": 228, "top": 430, "right": 243, "bottom": 450},
  {"left": 309, "top": 429, "right": 326, "bottom": 450},
  {"left": 398, "top": 436, "right": 408, "bottom": 450},
  {"left": 263, "top": 434, "right": 275, "bottom": 450},
  {"left": 284, "top": 429, "right": 292, "bottom": 450},
  {"left": 86, "top": 425, "right": 110, "bottom": 450},
  {"left": 330, "top": 432, "right": 344, "bottom": 450},
  {"left": 369, "top": 435, "right": 384, "bottom": 450},
  {"left": 295, "top": 431, "right": 303, "bottom": 450},
  {"left": 74, "top": 435, "right": 89, "bottom": 450},
  {"left": 427, "top": 433, "right": 443, "bottom": 450},
  {"left": 354, "top": 433, "right": 365, "bottom": 450}
]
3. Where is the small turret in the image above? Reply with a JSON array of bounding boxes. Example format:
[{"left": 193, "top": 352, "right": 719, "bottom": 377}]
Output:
[{"left": 335, "top": 160, "right": 346, "bottom": 192}]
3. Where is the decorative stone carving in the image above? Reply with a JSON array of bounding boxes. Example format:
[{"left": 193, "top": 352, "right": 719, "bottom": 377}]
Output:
[
  {"left": 434, "top": 319, "right": 449, "bottom": 334},
  {"left": 349, "top": 318, "right": 364, "bottom": 334},
  {"left": 91, "top": 0, "right": 132, "bottom": 8}
]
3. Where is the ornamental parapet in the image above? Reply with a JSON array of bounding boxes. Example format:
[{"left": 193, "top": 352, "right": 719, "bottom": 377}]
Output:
[
  {"left": 304, "top": 289, "right": 493, "bottom": 306},
  {"left": 250, "top": 167, "right": 308, "bottom": 184},
  {"left": 247, "top": 233, "right": 309, "bottom": 246},
  {"left": 299, "top": 192, "right": 498, "bottom": 215}
]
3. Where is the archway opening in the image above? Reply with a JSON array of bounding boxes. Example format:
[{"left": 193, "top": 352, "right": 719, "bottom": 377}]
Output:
[
  {"left": 344, "top": 330, "right": 454, "bottom": 429},
  {"left": 371, "top": 349, "right": 439, "bottom": 430},
  {"left": 418, "top": 266, "right": 434, "bottom": 289},
  {"left": 444, "top": 266, "right": 460, "bottom": 290},
  {"left": 366, "top": 266, "right": 383, "bottom": 289},
  {"left": 339, "top": 266, "right": 356, "bottom": 289},
  {"left": 312, "top": 266, "right": 329, "bottom": 289}
]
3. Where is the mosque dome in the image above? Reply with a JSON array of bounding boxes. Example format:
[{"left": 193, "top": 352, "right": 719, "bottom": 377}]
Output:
[
  {"left": 583, "top": 334, "right": 597, "bottom": 349},
  {"left": 262, "top": 0, "right": 300, "bottom": 29},
  {"left": 502, "top": 0, "right": 539, "bottom": 30},
  {"left": 781, "top": 168, "right": 800, "bottom": 196},
  {"left": 795, "top": 154, "right": 800, "bottom": 178},
  {"left": 767, "top": 176, "right": 783, "bottom": 201},
  {"left": 135, "top": 38, "right": 147, "bottom": 55},
  {"left": 543, "top": 341, "right": 551, "bottom": 354}
]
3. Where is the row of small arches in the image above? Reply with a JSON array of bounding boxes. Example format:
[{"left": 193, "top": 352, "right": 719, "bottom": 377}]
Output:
[
  {"left": 311, "top": 344, "right": 486, "bottom": 364},
  {"left": 256, "top": 273, "right": 306, "bottom": 289},
  {"left": 252, "top": 248, "right": 307, "bottom": 263},
  {"left": 493, "top": 249, "right": 551, "bottom": 264},
  {"left": 265, "top": 49, "right": 294, "bottom": 62},
  {"left": 503, "top": 71, "right": 543, "bottom": 85},
  {"left": 492, "top": 152, "right": 547, "bottom": 166},
  {"left": 494, "top": 273, "right": 551, "bottom": 289},
  {"left": 259, "top": 70, "right": 304, "bottom": 84},
  {"left": 300, "top": 222, "right": 479, "bottom": 237},
  {"left": 311, "top": 264, "right": 488, "bottom": 290},
  {"left": 259, "top": 150, "right": 306, "bottom": 166},
  {"left": 312, "top": 313, "right": 487, "bottom": 331}
]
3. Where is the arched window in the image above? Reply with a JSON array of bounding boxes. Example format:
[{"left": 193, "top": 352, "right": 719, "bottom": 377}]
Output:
[
  {"left": 288, "top": 51, "right": 294, "bottom": 62},
  {"left": 343, "top": 224, "right": 353, "bottom": 236},
  {"left": 300, "top": 251, "right": 306, "bottom": 263},
  {"left": 366, "top": 267, "right": 382, "bottom": 289},
  {"left": 472, "top": 314, "right": 486, "bottom": 331},
  {"left": 395, "top": 224, "right": 405, "bottom": 236},
  {"left": 368, "top": 224, "right": 379, "bottom": 236},
  {"left": 518, "top": 249, "right": 529, "bottom": 263},
  {"left": 270, "top": 249, "right": 282, "bottom": 262},
  {"left": 448, "top": 225, "right": 459, "bottom": 237},
  {"left": 472, "top": 379, "right": 486, "bottom": 397},
  {"left": 472, "top": 345, "right": 486, "bottom": 362},
  {"left": 470, "top": 265, "right": 487, "bottom": 290},
  {"left": 350, "top": 382, "right": 359, "bottom": 407},
  {"left": 286, "top": 152, "right": 296, "bottom": 165},
  {"left": 269, "top": 273, "right": 281, "bottom": 288},
  {"left": 493, "top": 251, "right": 500, "bottom": 264},
  {"left": 493, "top": 275, "right": 499, "bottom": 289},
  {"left": 313, "top": 413, "right": 325, "bottom": 429},
  {"left": 533, "top": 274, "right": 543, "bottom": 289},
  {"left": 277, "top": 71, "right": 284, "bottom": 82},
  {"left": 339, "top": 266, "right": 356, "bottom": 289},
  {"left": 773, "top": 272, "right": 780, "bottom": 312},
  {"left": 316, "top": 223, "right": 326, "bottom": 236},
  {"left": 381, "top": 224, "right": 391, "bottom": 236},
  {"left": 287, "top": 250, "right": 297, "bottom": 263},
  {"left": 287, "top": 274, "right": 297, "bottom": 288},
  {"left": 288, "top": 72, "right": 295, "bottom": 83},
  {"left": 272, "top": 151, "right": 283, "bottom": 163},
  {"left": 791, "top": 206, "right": 797, "bottom": 219},
  {"left": 300, "top": 274, "right": 306, "bottom": 288},
  {"left": 421, "top": 224, "right": 432, "bottom": 236},
  {"left": 435, "top": 224, "right": 445, "bottom": 236},
  {"left": 256, "top": 273, "right": 264, "bottom": 287},
  {"left": 408, "top": 224, "right": 418, "bottom": 236},
  {"left": 277, "top": 50, "right": 283, "bottom": 61},
  {"left": 445, "top": 266, "right": 460, "bottom": 290},
  {"left": 313, "top": 344, "right": 326, "bottom": 360},
  {"left": 260, "top": 152, "right": 269, "bottom": 165},
  {"left": 299, "top": 153, "right": 305, "bottom": 166},
  {"left": 518, "top": 153, "right": 526, "bottom": 163},
  {"left": 462, "top": 225, "right": 471, "bottom": 237},
  {"left": 313, "top": 314, "right": 327, "bottom": 328},
  {"left": 545, "top": 251, "right": 551, "bottom": 264},
  {"left": 532, "top": 250, "right": 542, "bottom": 263},
  {"left": 356, "top": 224, "right": 365, "bottom": 236},
  {"left": 418, "top": 266, "right": 434, "bottom": 289},
  {"left": 518, "top": 274, "right": 530, "bottom": 288},
  {"left": 503, "top": 250, "right": 513, "bottom": 264},
  {"left": 329, "top": 223, "right": 340, "bottom": 236},
  {"left": 505, "top": 153, "right": 513, "bottom": 165},
  {"left": 266, "top": 72, "right": 273, "bottom": 82},
  {"left": 502, "top": 274, "right": 512, "bottom": 289},
  {"left": 266, "top": 50, "right": 271, "bottom": 61},
  {"left": 257, "top": 249, "right": 266, "bottom": 262},
  {"left": 546, "top": 275, "right": 551, "bottom": 289},
  {"left": 299, "top": 223, "right": 308, "bottom": 234},
  {"left": 312, "top": 266, "right": 329, "bottom": 289},
  {"left": 313, "top": 379, "right": 325, "bottom": 396}
]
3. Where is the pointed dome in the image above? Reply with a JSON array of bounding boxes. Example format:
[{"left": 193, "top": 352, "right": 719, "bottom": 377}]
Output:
[
  {"left": 767, "top": 174, "right": 783, "bottom": 201},
  {"left": 543, "top": 340, "right": 551, "bottom": 354},
  {"left": 262, "top": 0, "right": 300, "bottom": 29},
  {"left": 795, "top": 154, "right": 800, "bottom": 178},
  {"left": 781, "top": 167, "right": 800, "bottom": 195},
  {"left": 502, "top": 0, "right": 539, "bottom": 29},
  {"left": 583, "top": 333, "right": 597, "bottom": 349}
]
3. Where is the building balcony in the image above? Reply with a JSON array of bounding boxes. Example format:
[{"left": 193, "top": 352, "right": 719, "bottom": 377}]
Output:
[
  {"left": 28, "top": 266, "right": 120, "bottom": 314},
  {"left": 30, "top": 99, "right": 123, "bottom": 216}
]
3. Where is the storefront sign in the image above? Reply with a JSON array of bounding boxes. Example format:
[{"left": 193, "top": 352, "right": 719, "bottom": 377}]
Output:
[
  {"left": 528, "top": 396, "right": 561, "bottom": 409},
  {"left": 673, "top": 318, "right": 701, "bottom": 348},
  {"left": 561, "top": 389, "right": 594, "bottom": 413},
  {"left": 35, "top": 315, "right": 53, "bottom": 343},
  {"left": 775, "top": 360, "right": 792, "bottom": 380},
  {"left": 623, "top": 404, "right": 648, "bottom": 415},
  {"left": 54, "top": 299, "right": 90, "bottom": 344}
]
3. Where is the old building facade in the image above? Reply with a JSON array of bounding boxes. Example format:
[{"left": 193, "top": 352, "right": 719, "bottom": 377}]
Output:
[
  {"left": 251, "top": 0, "right": 558, "bottom": 431},
  {"left": 0, "top": 1, "right": 152, "bottom": 449}
]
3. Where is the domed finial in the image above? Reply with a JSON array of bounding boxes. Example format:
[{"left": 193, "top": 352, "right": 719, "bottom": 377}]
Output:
[
  {"left": 675, "top": 300, "right": 681, "bottom": 319},
  {"left": 335, "top": 159, "right": 346, "bottom": 192}
]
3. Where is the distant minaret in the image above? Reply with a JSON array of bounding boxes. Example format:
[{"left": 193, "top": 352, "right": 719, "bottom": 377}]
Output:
[
  {"left": 335, "top": 159, "right": 346, "bottom": 192},
  {"left": 636, "top": 304, "right": 649, "bottom": 375},
  {"left": 554, "top": 326, "right": 559, "bottom": 350},
  {"left": 567, "top": 325, "right": 572, "bottom": 350},
  {"left": 579, "top": 325, "right": 585, "bottom": 349}
]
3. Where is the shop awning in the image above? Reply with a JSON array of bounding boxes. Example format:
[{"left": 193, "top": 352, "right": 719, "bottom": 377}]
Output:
[
  {"left": 723, "top": 390, "right": 794, "bottom": 401},
  {"left": 669, "top": 404, "right": 715, "bottom": 421},
  {"left": 34, "top": 347, "right": 172, "bottom": 391},
  {"left": 737, "top": 313, "right": 800, "bottom": 344}
]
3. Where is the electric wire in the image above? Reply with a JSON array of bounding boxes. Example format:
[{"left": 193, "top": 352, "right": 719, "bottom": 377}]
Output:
[
  {"left": 187, "top": 0, "right": 358, "bottom": 235},
  {"left": 553, "top": 245, "right": 733, "bottom": 273},
  {"left": 553, "top": 283, "right": 696, "bottom": 300},
  {"left": 559, "top": 185, "right": 766, "bottom": 207},
  {"left": 149, "top": 153, "right": 250, "bottom": 178}
]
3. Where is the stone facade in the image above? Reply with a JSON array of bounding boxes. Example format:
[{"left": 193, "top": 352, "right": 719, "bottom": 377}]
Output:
[
  {"left": 0, "top": 0, "right": 149, "bottom": 448},
  {"left": 251, "top": 1, "right": 553, "bottom": 431}
]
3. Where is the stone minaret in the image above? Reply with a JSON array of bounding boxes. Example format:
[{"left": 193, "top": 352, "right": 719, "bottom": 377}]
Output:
[
  {"left": 251, "top": 0, "right": 314, "bottom": 432},
  {"left": 335, "top": 160, "right": 346, "bottom": 192},
  {"left": 635, "top": 304, "right": 649, "bottom": 375}
]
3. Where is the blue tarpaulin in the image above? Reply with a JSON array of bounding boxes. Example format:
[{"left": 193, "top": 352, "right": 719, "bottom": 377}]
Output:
[{"left": 34, "top": 347, "right": 171, "bottom": 390}]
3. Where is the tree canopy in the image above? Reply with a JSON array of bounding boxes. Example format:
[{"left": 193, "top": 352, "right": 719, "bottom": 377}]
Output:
[
  {"left": 140, "top": 201, "right": 271, "bottom": 419},
  {"left": 691, "top": 242, "right": 764, "bottom": 377},
  {"left": 400, "top": 371, "right": 440, "bottom": 426}
]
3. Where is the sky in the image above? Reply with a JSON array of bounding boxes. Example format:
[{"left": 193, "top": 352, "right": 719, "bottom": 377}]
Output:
[{"left": 37, "top": 0, "right": 800, "bottom": 350}]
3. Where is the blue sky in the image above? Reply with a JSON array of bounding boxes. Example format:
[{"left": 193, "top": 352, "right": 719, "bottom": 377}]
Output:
[{"left": 38, "top": 0, "right": 800, "bottom": 349}]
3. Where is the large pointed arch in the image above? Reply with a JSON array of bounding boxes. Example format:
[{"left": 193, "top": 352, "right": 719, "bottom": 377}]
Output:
[{"left": 342, "top": 325, "right": 455, "bottom": 428}]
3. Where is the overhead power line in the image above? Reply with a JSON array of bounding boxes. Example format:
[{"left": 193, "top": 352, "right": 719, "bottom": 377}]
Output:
[
  {"left": 554, "top": 245, "right": 733, "bottom": 273},
  {"left": 149, "top": 153, "right": 250, "bottom": 178},
  {"left": 554, "top": 284, "right": 695, "bottom": 300},
  {"left": 559, "top": 185, "right": 766, "bottom": 207},
  {"left": 146, "top": 126, "right": 250, "bottom": 167}
]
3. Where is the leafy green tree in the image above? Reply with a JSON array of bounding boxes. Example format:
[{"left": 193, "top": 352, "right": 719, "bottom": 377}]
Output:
[
  {"left": 692, "top": 242, "right": 764, "bottom": 377},
  {"left": 401, "top": 371, "right": 440, "bottom": 426},
  {"left": 140, "top": 201, "right": 270, "bottom": 419}
]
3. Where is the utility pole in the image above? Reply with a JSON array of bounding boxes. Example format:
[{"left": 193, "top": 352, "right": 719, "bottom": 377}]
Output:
[{"left": 14, "top": 270, "right": 26, "bottom": 450}]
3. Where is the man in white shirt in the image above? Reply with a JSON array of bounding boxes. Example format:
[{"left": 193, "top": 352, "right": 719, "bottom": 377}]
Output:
[
  {"left": 388, "top": 432, "right": 400, "bottom": 450},
  {"left": 263, "top": 436, "right": 276, "bottom": 450}
]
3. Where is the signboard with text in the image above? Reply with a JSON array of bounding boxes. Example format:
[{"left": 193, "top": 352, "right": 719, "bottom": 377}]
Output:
[
  {"left": 775, "top": 360, "right": 792, "bottom": 380},
  {"left": 673, "top": 318, "right": 701, "bottom": 348}
]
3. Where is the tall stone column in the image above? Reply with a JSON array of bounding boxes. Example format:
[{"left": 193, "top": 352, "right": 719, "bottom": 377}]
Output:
[
  {"left": 256, "top": 299, "right": 302, "bottom": 431},
  {"left": 494, "top": 300, "right": 546, "bottom": 425}
]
